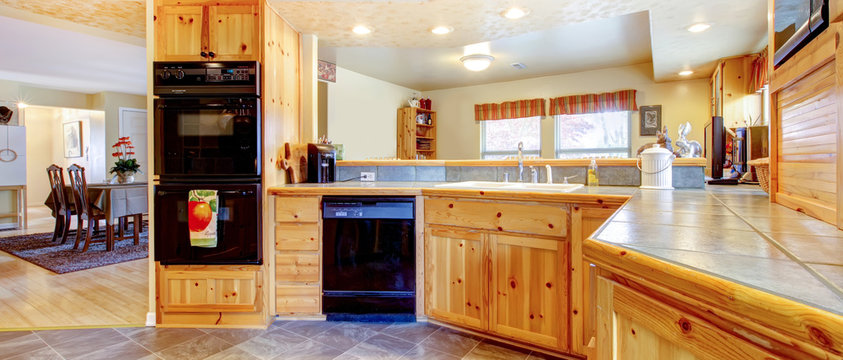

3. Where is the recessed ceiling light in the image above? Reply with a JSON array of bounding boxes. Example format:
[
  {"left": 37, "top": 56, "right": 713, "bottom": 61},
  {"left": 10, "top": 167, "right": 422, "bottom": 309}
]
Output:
[
  {"left": 687, "top": 23, "right": 711, "bottom": 33},
  {"left": 460, "top": 54, "right": 495, "bottom": 71},
  {"left": 678, "top": 70, "right": 694, "bottom": 76},
  {"left": 352, "top": 25, "right": 372, "bottom": 35},
  {"left": 502, "top": 7, "right": 530, "bottom": 19},
  {"left": 431, "top": 26, "right": 453, "bottom": 35}
]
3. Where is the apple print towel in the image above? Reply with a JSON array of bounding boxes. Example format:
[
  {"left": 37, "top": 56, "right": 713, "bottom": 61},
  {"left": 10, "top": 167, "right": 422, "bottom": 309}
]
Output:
[{"left": 189, "top": 190, "right": 218, "bottom": 248}]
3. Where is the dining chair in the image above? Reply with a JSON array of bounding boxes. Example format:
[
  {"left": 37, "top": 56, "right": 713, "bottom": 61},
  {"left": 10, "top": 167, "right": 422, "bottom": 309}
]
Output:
[
  {"left": 46, "top": 165, "right": 75, "bottom": 244},
  {"left": 67, "top": 164, "right": 110, "bottom": 251}
]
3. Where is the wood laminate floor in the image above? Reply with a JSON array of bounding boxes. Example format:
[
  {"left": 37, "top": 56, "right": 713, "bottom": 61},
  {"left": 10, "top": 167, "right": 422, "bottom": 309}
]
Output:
[{"left": 0, "top": 206, "right": 148, "bottom": 330}]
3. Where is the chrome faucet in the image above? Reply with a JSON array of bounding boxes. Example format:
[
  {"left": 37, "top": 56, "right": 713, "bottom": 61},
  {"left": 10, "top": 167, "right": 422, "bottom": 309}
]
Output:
[{"left": 517, "top": 141, "right": 524, "bottom": 182}]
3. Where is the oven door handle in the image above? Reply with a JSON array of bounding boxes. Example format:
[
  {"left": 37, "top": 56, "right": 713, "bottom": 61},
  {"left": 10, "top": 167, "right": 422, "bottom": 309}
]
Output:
[{"left": 157, "top": 190, "right": 255, "bottom": 196}]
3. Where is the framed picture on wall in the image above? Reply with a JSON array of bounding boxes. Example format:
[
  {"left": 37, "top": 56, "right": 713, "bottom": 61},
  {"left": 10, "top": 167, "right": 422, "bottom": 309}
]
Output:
[
  {"left": 317, "top": 60, "right": 336, "bottom": 83},
  {"left": 639, "top": 105, "right": 662, "bottom": 136},
  {"left": 63, "top": 121, "right": 82, "bottom": 158}
]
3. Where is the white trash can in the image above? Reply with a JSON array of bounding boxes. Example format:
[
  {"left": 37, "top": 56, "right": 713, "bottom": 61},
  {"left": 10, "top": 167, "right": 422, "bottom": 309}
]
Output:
[{"left": 637, "top": 144, "right": 675, "bottom": 190}]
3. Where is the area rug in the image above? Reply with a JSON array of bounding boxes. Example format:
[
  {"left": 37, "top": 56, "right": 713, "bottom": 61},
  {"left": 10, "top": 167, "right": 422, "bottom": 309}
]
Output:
[{"left": 0, "top": 222, "right": 148, "bottom": 274}]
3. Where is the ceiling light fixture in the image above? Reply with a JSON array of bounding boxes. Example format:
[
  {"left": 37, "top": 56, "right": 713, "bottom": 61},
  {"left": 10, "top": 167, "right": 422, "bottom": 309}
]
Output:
[
  {"left": 678, "top": 70, "right": 694, "bottom": 76},
  {"left": 431, "top": 26, "right": 453, "bottom": 35},
  {"left": 460, "top": 54, "right": 494, "bottom": 71},
  {"left": 16, "top": 102, "right": 28, "bottom": 108},
  {"left": 502, "top": 7, "right": 530, "bottom": 19},
  {"left": 352, "top": 25, "right": 372, "bottom": 35},
  {"left": 687, "top": 23, "right": 711, "bottom": 33}
]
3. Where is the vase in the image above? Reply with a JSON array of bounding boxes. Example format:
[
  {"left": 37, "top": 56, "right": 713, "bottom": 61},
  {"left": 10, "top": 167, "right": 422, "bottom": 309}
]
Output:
[{"left": 117, "top": 171, "right": 135, "bottom": 184}]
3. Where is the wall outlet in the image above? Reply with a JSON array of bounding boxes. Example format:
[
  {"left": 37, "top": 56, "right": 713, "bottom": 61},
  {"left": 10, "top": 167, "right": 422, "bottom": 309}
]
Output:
[{"left": 360, "top": 172, "right": 376, "bottom": 182}]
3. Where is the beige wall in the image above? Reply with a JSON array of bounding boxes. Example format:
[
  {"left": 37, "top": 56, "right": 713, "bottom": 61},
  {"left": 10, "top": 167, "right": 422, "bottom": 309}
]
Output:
[
  {"left": 326, "top": 66, "right": 420, "bottom": 160},
  {"left": 425, "top": 63, "right": 710, "bottom": 159},
  {"left": 89, "top": 91, "right": 147, "bottom": 173},
  {"left": 0, "top": 79, "right": 91, "bottom": 110},
  {"left": 24, "top": 107, "right": 106, "bottom": 206}
]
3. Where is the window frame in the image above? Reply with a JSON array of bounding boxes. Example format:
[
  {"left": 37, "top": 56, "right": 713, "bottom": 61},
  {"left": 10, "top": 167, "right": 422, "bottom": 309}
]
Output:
[
  {"left": 554, "top": 111, "right": 632, "bottom": 159},
  {"left": 480, "top": 116, "right": 542, "bottom": 159}
]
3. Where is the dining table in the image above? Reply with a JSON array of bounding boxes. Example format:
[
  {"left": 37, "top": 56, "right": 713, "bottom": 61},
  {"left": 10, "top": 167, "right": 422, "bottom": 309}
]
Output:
[{"left": 44, "top": 182, "right": 148, "bottom": 250}]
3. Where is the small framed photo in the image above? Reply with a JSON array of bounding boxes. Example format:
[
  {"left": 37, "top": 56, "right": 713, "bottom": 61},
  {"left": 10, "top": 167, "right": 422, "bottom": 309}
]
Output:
[
  {"left": 63, "top": 121, "right": 83, "bottom": 158},
  {"left": 317, "top": 60, "right": 336, "bottom": 83},
  {"left": 639, "top": 105, "right": 662, "bottom": 136}
]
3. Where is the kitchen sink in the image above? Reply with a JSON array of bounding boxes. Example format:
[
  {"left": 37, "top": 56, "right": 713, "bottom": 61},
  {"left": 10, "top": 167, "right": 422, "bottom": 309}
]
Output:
[{"left": 434, "top": 181, "right": 584, "bottom": 193}]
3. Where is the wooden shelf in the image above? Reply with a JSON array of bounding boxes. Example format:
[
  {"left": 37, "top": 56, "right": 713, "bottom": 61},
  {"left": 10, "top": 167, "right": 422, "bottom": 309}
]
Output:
[{"left": 398, "top": 107, "right": 437, "bottom": 160}]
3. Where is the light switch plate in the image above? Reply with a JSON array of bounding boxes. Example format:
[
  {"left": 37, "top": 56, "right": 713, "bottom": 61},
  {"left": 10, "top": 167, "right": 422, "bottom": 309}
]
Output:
[{"left": 360, "top": 172, "right": 376, "bottom": 181}]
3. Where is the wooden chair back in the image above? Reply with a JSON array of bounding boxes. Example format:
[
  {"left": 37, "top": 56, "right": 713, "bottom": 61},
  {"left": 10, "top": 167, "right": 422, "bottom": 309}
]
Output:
[
  {"left": 46, "top": 164, "right": 69, "bottom": 214},
  {"left": 67, "top": 165, "right": 92, "bottom": 218}
]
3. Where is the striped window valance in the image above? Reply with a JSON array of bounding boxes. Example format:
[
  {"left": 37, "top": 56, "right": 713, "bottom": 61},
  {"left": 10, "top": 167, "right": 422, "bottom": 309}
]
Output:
[
  {"left": 548, "top": 89, "right": 638, "bottom": 116},
  {"left": 475, "top": 98, "right": 545, "bottom": 121}
]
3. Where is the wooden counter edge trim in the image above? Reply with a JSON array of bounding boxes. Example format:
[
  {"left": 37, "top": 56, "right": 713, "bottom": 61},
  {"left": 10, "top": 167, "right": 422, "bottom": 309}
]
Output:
[
  {"left": 583, "top": 239, "right": 843, "bottom": 357},
  {"left": 337, "top": 158, "right": 706, "bottom": 167},
  {"left": 268, "top": 187, "right": 424, "bottom": 196}
]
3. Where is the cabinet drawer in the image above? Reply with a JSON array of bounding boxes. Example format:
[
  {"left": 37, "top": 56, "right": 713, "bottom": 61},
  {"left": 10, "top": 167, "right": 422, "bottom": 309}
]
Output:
[
  {"left": 276, "top": 253, "right": 319, "bottom": 282},
  {"left": 160, "top": 269, "right": 260, "bottom": 313},
  {"left": 276, "top": 285, "right": 320, "bottom": 314},
  {"left": 275, "top": 223, "right": 319, "bottom": 251},
  {"left": 425, "top": 198, "right": 566, "bottom": 237},
  {"left": 275, "top": 197, "right": 319, "bottom": 223}
]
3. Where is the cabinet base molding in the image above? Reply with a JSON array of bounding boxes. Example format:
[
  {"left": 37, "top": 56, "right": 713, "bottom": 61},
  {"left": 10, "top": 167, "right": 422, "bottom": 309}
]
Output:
[{"left": 427, "top": 319, "right": 583, "bottom": 360}]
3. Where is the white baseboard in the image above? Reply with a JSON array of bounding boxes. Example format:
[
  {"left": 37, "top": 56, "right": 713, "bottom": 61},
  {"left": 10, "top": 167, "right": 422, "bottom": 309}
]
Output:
[{"left": 145, "top": 312, "right": 156, "bottom": 327}]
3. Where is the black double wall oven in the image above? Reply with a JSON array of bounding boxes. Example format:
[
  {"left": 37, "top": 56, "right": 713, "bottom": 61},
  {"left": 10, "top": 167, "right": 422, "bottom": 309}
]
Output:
[{"left": 153, "top": 61, "right": 262, "bottom": 265}]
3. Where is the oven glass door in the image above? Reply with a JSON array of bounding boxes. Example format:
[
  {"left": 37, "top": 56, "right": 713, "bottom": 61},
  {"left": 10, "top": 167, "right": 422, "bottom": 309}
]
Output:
[
  {"left": 155, "top": 97, "right": 260, "bottom": 179},
  {"left": 154, "top": 183, "right": 261, "bottom": 264}
]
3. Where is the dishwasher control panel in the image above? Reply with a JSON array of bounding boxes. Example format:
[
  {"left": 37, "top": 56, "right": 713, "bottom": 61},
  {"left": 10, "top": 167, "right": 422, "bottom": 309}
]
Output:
[{"left": 322, "top": 197, "right": 415, "bottom": 220}]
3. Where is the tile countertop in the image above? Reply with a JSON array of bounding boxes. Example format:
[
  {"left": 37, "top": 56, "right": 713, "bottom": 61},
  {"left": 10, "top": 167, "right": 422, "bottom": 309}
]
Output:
[
  {"left": 591, "top": 185, "right": 843, "bottom": 316},
  {"left": 269, "top": 182, "right": 843, "bottom": 316}
]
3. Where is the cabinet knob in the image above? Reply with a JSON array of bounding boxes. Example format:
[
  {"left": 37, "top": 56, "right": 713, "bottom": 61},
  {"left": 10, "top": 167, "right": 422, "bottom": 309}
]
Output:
[
  {"left": 208, "top": 51, "right": 216, "bottom": 58},
  {"left": 200, "top": 51, "right": 208, "bottom": 58}
]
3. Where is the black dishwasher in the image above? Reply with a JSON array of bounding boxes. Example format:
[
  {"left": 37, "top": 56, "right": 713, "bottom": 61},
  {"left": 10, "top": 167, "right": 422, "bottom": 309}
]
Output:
[{"left": 322, "top": 197, "right": 415, "bottom": 320}]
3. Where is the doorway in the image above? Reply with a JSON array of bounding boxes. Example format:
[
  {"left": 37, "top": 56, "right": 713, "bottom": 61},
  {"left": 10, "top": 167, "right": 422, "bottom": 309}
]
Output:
[{"left": 118, "top": 107, "right": 148, "bottom": 182}]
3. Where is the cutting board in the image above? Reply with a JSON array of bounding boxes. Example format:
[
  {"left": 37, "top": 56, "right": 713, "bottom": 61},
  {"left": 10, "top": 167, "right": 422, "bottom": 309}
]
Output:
[{"left": 280, "top": 143, "right": 308, "bottom": 183}]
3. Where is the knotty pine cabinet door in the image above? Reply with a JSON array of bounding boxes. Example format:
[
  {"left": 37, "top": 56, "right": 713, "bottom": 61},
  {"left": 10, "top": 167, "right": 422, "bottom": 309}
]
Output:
[
  {"left": 490, "top": 234, "right": 568, "bottom": 351},
  {"left": 425, "top": 226, "right": 487, "bottom": 331},
  {"left": 155, "top": 2, "right": 259, "bottom": 61},
  {"left": 208, "top": 5, "right": 260, "bottom": 61},
  {"left": 156, "top": 5, "right": 206, "bottom": 61}
]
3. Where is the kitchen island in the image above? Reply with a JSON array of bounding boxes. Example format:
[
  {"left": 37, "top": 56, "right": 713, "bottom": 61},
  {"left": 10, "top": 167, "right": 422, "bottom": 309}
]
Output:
[{"left": 267, "top": 182, "right": 843, "bottom": 359}]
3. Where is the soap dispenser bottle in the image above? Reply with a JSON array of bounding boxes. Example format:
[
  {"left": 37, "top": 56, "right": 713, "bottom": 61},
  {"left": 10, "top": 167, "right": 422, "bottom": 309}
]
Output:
[{"left": 588, "top": 159, "right": 599, "bottom": 186}]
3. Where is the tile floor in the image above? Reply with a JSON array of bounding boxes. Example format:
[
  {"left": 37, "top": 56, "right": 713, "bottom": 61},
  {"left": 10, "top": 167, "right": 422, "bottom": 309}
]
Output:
[{"left": 0, "top": 321, "right": 564, "bottom": 360}]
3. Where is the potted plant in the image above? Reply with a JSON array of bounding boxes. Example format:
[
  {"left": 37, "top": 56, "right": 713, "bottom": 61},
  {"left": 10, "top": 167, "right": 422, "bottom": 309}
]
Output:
[{"left": 110, "top": 136, "right": 141, "bottom": 184}]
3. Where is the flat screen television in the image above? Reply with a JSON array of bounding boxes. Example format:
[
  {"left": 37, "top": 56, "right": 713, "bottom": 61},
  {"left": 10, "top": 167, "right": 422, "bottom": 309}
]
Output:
[{"left": 774, "top": 0, "right": 828, "bottom": 67}]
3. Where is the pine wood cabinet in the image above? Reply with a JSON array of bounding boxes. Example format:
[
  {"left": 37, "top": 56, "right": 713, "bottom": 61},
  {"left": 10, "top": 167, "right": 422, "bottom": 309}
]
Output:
[
  {"left": 424, "top": 197, "right": 570, "bottom": 353},
  {"left": 274, "top": 196, "right": 321, "bottom": 315},
  {"left": 425, "top": 227, "right": 486, "bottom": 330},
  {"left": 594, "top": 276, "right": 779, "bottom": 360},
  {"left": 155, "top": 0, "right": 260, "bottom": 61},
  {"left": 489, "top": 233, "right": 566, "bottom": 349},
  {"left": 397, "top": 107, "right": 437, "bottom": 160}
]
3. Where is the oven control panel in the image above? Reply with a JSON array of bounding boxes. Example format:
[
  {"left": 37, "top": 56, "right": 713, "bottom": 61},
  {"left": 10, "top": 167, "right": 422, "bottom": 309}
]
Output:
[{"left": 153, "top": 61, "right": 260, "bottom": 96}]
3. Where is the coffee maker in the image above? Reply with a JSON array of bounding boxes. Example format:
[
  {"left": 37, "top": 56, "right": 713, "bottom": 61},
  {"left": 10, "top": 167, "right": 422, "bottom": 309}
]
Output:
[{"left": 307, "top": 143, "right": 336, "bottom": 183}]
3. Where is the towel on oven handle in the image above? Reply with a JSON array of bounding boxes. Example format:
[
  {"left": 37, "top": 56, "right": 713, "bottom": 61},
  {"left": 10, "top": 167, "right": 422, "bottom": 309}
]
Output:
[{"left": 188, "top": 189, "right": 218, "bottom": 248}]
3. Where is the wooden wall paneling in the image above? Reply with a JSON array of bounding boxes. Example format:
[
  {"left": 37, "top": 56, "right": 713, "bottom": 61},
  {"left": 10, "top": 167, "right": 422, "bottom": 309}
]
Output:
[
  {"left": 771, "top": 23, "right": 841, "bottom": 228},
  {"left": 836, "top": 25, "right": 843, "bottom": 229}
]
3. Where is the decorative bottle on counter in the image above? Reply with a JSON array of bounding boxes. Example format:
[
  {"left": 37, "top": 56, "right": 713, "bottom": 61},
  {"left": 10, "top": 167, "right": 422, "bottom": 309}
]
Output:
[{"left": 588, "top": 158, "right": 599, "bottom": 186}]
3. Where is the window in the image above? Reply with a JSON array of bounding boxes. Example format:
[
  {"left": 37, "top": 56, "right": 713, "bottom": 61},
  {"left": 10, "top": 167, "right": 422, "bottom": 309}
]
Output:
[
  {"left": 555, "top": 111, "right": 630, "bottom": 159},
  {"left": 481, "top": 117, "right": 541, "bottom": 159}
]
